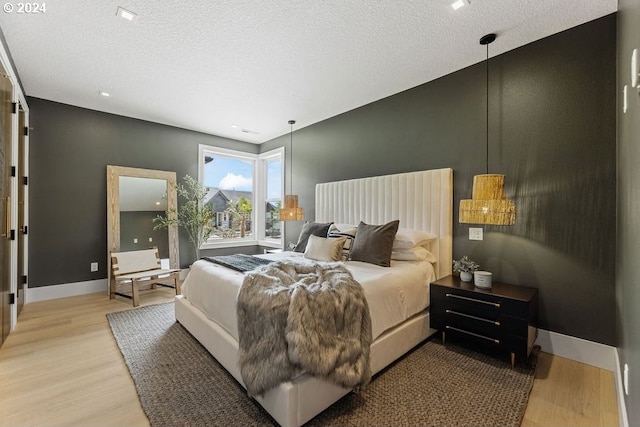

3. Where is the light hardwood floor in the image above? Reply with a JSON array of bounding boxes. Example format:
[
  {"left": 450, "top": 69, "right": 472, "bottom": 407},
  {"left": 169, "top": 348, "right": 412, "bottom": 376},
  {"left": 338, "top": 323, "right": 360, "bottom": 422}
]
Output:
[{"left": 0, "top": 291, "right": 620, "bottom": 427}]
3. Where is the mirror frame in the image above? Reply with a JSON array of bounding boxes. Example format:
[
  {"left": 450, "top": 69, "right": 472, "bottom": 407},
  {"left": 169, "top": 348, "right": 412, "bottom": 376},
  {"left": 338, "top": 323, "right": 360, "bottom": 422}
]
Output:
[{"left": 107, "top": 165, "right": 179, "bottom": 271}]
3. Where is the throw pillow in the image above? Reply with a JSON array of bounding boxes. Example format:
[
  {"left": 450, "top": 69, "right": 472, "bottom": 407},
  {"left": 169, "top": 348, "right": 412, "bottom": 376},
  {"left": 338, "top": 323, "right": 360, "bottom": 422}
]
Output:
[
  {"left": 294, "top": 221, "right": 333, "bottom": 253},
  {"left": 304, "top": 235, "right": 347, "bottom": 262},
  {"left": 350, "top": 220, "right": 400, "bottom": 267},
  {"left": 327, "top": 223, "right": 357, "bottom": 261}
]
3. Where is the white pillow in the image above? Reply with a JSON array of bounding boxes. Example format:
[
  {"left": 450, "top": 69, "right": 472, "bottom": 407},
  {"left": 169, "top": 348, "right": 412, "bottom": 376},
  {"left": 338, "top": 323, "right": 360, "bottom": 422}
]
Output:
[
  {"left": 392, "top": 228, "right": 437, "bottom": 250},
  {"left": 304, "top": 235, "right": 347, "bottom": 262},
  {"left": 391, "top": 246, "right": 437, "bottom": 263}
]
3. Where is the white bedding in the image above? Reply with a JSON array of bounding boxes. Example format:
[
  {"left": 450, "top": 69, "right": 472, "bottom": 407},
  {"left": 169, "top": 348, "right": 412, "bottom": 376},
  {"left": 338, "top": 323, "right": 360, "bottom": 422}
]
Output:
[{"left": 181, "top": 252, "right": 435, "bottom": 341}]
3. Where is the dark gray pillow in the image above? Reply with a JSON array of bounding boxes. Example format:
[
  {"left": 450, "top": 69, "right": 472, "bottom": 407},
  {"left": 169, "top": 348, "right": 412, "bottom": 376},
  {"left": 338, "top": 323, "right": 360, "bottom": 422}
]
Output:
[
  {"left": 350, "top": 220, "right": 400, "bottom": 267},
  {"left": 294, "top": 221, "right": 333, "bottom": 253}
]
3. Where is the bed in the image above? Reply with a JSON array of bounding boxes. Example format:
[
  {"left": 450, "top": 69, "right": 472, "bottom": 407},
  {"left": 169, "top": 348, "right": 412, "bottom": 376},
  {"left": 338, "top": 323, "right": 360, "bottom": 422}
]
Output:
[{"left": 175, "top": 167, "right": 453, "bottom": 427}]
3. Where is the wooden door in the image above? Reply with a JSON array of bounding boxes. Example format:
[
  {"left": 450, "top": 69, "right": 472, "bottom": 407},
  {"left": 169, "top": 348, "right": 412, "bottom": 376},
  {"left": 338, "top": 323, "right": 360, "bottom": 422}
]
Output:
[{"left": 0, "top": 63, "right": 13, "bottom": 345}]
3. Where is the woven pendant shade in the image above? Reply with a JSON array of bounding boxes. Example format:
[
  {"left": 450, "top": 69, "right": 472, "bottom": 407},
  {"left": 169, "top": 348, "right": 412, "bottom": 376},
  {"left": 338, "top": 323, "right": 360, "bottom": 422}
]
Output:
[
  {"left": 279, "top": 195, "right": 304, "bottom": 221},
  {"left": 459, "top": 174, "right": 515, "bottom": 225}
]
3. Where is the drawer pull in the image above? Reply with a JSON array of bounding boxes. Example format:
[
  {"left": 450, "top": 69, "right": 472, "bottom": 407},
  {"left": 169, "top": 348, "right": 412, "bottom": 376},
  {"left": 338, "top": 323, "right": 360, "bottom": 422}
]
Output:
[
  {"left": 446, "top": 309, "right": 500, "bottom": 326},
  {"left": 446, "top": 325, "right": 500, "bottom": 344},
  {"left": 445, "top": 293, "right": 500, "bottom": 308}
]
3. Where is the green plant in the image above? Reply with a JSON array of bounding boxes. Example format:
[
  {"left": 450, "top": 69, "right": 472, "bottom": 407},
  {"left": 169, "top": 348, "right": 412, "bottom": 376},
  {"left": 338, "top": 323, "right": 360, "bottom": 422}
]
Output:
[
  {"left": 452, "top": 255, "right": 480, "bottom": 273},
  {"left": 225, "top": 196, "right": 252, "bottom": 238},
  {"left": 153, "top": 174, "right": 215, "bottom": 261}
]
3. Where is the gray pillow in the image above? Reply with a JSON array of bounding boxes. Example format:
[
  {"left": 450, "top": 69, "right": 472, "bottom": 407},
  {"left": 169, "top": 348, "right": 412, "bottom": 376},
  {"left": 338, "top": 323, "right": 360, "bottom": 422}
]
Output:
[
  {"left": 350, "top": 220, "right": 400, "bottom": 267},
  {"left": 294, "top": 221, "right": 333, "bottom": 253}
]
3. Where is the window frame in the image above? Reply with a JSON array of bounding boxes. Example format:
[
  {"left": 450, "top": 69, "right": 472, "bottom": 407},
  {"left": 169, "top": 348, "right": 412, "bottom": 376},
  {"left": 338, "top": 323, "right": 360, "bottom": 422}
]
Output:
[
  {"left": 198, "top": 144, "right": 283, "bottom": 250},
  {"left": 257, "top": 147, "right": 285, "bottom": 248}
]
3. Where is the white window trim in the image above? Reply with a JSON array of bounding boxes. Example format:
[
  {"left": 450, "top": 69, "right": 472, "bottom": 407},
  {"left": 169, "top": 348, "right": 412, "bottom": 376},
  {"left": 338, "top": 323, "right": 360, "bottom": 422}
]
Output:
[
  {"left": 197, "top": 144, "right": 284, "bottom": 250},
  {"left": 257, "top": 147, "right": 285, "bottom": 248}
]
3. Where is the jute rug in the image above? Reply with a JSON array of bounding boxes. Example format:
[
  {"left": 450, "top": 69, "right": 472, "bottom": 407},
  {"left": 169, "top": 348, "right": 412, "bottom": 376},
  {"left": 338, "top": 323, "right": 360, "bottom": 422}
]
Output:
[{"left": 107, "top": 302, "right": 538, "bottom": 427}]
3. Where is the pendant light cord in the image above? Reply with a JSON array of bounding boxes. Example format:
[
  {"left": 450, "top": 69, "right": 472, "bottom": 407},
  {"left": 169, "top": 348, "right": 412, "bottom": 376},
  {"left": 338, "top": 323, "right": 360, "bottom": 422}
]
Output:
[
  {"left": 288, "top": 120, "right": 295, "bottom": 194},
  {"left": 480, "top": 33, "right": 495, "bottom": 176},
  {"left": 485, "top": 41, "right": 489, "bottom": 175}
]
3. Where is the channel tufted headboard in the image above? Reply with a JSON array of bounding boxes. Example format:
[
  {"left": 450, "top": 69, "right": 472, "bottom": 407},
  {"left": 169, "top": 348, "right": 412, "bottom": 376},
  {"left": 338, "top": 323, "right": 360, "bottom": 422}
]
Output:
[{"left": 315, "top": 168, "right": 453, "bottom": 279}]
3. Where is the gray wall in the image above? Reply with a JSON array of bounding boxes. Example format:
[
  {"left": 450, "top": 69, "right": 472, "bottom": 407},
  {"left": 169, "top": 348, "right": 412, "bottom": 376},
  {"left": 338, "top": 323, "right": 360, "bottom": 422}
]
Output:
[
  {"left": 617, "top": 1, "right": 639, "bottom": 424},
  {"left": 27, "top": 98, "right": 259, "bottom": 285},
  {"left": 28, "top": 15, "right": 617, "bottom": 348},
  {"left": 263, "top": 15, "right": 617, "bottom": 346}
]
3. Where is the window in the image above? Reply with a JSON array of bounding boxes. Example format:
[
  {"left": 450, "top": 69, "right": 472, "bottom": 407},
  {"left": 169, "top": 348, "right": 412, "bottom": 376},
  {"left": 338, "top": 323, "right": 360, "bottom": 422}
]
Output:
[{"left": 199, "top": 145, "right": 283, "bottom": 249}]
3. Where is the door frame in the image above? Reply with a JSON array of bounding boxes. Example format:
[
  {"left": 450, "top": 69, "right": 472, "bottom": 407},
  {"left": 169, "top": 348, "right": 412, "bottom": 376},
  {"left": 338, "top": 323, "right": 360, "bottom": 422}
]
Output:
[
  {"left": 16, "top": 104, "right": 28, "bottom": 314},
  {"left": 0, "top": 40, "right": 29, "bottom": 333}
]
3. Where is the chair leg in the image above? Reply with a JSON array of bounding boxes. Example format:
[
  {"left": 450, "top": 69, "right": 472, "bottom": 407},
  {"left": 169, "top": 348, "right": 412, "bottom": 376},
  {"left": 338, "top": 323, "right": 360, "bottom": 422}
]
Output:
[
  {"left": 174, "top": 275, "right": 181, "bottom": 295},
  {"left": 132, "top": 281, "right": 140, "bottom": 307}
]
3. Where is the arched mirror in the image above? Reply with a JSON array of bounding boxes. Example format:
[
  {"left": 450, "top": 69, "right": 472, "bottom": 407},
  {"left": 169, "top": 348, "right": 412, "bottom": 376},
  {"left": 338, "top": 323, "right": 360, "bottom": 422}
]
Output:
[{"left": 107, "top": 166, "right": 179, "bottom": 274}]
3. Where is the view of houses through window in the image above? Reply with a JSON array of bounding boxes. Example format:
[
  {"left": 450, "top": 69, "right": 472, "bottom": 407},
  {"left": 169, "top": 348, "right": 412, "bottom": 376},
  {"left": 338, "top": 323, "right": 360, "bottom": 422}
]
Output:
[{"left": 199, "top": 145, "right": 283, "bottom": 247}]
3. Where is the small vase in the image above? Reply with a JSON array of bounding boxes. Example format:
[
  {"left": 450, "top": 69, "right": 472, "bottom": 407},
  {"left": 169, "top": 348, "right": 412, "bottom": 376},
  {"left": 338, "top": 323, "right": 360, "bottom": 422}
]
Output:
[{"left": 460, "top": 271, "right": 473, "bottom": 282}]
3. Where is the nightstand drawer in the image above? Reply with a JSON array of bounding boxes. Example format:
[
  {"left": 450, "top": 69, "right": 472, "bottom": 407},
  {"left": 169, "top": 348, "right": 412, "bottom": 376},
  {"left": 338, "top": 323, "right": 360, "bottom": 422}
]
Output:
[
  {"left": 431, "top": 291, "right": 502, "bottom": 319},
  {"left": 431, "top": 283, "right": 530, "bottom": 319}
]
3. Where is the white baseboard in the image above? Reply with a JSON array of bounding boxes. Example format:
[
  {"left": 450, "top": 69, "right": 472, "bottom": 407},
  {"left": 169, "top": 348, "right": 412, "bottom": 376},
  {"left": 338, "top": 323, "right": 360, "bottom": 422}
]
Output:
[
  {"left": 26, "top": 279, "right": 108, "bottom": 303},
  {"left": 535, "top": 329, "right": 628, "bottom": 427},
  {"left": 614, "top": 348, "right": 630, "bottom": 427},
  {"left": 535, "top": 329, "right": 616, "bottom": 371}
]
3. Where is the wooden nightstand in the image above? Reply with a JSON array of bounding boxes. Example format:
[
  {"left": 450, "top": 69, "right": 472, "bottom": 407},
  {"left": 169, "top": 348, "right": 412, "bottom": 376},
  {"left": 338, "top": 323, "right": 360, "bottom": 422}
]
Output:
[{"left": 430, "top": 275, "right": 538, "bottom": 367}]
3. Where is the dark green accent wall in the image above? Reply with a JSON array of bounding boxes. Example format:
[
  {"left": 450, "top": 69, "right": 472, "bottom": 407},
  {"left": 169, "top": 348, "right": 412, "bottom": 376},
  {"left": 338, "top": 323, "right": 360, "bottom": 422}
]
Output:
[
  {"left": 27, "top": 98, "right": 259, "bottom": 285},
  {"left": 263, "top": 15, "right": 617, "bottom": 346},
  {"left": 617, "top": 0, "right": 639, "bottom": 424}
]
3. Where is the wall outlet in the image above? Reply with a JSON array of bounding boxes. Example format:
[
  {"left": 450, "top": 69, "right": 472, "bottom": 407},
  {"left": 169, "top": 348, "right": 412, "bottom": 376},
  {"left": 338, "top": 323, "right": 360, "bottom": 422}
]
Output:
[
  {"left": 148, "top": 237, "right": 153, "bottom": 242},
  {"left": 90, "top": 262, "right": 98, "bottom": 272},
  {"left": 624, "top": 363, "right": 629, "bottom": 395},
  {"left": 469, "top": 227, "right": 483, "bottom": 241},
  {"left": 133, "top": 238, "right": 138, "bottom": 244}
]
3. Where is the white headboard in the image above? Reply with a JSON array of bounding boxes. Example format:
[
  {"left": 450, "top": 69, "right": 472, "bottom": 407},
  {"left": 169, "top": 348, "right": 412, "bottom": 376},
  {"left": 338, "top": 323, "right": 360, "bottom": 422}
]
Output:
[{"left": 315, "top": 168, "right": 453, "bottom": 279}]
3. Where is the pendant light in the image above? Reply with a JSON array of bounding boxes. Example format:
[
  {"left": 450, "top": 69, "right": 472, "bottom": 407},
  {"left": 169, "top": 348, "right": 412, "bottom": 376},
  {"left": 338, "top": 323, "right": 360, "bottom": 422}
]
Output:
[
  {"left": 459, "top": 33, "right": 516, "bottom": 225},
  {"left": 279, "top": 120, "right": 304, "bottom": 221}
]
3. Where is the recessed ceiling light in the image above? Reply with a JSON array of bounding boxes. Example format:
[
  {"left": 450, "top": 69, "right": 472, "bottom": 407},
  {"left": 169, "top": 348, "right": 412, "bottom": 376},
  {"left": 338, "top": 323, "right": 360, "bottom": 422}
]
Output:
[
  {"left": 231, "top": 124, "right": 239, "bottom": 128},
  {"left": 99, "top": 91, "right": 111, "bottom": 97},
  {"left": 451, "top": 0, "right": 466, "bottom": 10},
  {"left": 116, "top": 6, "right": 138, "bottom": 22}
]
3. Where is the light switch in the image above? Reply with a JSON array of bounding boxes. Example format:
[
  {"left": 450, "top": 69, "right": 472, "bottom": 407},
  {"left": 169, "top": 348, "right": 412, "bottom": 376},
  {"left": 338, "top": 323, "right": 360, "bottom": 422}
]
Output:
[{"left": 469, "top": 227, "right": 483, "bottom": 241}]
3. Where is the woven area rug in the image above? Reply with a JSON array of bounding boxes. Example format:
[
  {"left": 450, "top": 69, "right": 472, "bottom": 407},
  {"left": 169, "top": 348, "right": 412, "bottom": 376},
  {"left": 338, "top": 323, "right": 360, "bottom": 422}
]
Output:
[{"left": 107, "top": 302, "right": 538, "bottom": 427}]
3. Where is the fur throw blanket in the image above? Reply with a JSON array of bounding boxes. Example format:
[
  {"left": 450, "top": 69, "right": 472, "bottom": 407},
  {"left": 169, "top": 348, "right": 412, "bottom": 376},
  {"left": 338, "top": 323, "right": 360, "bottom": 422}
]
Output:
[{"left": 237, "top": 261, "right": 372, "bottom": 397}]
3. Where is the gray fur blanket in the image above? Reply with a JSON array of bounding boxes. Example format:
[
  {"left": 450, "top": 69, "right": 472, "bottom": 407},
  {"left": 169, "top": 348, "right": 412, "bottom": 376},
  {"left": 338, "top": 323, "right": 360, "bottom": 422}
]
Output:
[{"left": 237, "top": 261, "right": 372, "bottom": 397}]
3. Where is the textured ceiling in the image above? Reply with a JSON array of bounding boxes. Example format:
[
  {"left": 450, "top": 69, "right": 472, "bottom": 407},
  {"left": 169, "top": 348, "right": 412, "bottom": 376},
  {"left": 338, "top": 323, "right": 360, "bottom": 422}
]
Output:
[{"left": 0, "top": 0, "right": 617, "bottom": 144}]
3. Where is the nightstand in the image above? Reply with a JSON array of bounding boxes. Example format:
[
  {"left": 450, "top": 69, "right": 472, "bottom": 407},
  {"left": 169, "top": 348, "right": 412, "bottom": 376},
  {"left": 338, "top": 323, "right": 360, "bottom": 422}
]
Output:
[{"left": 430, "top": 275, "right": 538, "bottom": 367}]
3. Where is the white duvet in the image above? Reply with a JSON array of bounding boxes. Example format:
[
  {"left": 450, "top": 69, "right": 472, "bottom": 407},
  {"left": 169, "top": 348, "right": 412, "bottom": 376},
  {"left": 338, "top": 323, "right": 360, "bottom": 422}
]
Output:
[{"left": 181, "top": 252, "right": 435, "bottom": 341}]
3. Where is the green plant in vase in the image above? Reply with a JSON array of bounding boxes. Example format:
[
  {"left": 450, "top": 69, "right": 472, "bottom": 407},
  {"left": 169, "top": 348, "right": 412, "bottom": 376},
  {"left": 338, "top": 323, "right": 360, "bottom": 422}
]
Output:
[{"left": 452, "top": 255, "right": 479, "bottom": 282}]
